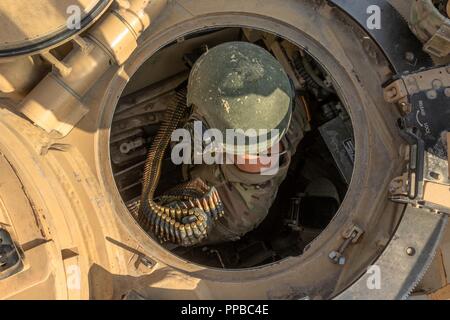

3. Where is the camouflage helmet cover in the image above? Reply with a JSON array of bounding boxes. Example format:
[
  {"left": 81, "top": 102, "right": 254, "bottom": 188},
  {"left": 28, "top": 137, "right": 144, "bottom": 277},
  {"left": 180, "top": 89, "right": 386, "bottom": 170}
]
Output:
[{"left": 187, "top": 42, "right": 293, "bottom": 155}]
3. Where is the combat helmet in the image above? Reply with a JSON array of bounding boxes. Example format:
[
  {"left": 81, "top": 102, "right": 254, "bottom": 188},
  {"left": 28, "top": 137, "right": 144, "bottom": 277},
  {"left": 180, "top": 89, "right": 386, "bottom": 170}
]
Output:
[{"left": 187, "top": 42, "right": 293, "bottom": 156}]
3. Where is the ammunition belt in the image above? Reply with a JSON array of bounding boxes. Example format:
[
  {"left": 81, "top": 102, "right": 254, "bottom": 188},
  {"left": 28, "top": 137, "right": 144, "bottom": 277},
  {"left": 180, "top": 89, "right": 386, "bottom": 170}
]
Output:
[{"left": 136, "top": 88, "right": 225, "bottom": 246}]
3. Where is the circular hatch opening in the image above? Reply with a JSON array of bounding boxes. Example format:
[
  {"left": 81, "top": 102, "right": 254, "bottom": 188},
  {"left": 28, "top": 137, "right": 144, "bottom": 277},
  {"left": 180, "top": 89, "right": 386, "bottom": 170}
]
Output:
[{"left": 109, "top": 27, "right": 355, "bottom": 269}]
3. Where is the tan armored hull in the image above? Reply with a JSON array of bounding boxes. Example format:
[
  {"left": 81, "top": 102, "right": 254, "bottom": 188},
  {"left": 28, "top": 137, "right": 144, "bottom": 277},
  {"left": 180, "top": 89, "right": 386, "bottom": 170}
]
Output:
[
  {"left": 0, "top": 0, "right": 449, "bottom": 301},
  {"left": 0, "top": 1, "right": 105, "bottom": 49}
]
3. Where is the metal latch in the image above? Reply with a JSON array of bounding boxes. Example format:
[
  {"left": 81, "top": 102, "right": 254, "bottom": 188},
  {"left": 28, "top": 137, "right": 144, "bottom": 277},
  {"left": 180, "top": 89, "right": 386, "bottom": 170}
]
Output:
[
  {"left": 329, "top": 224, "right": 364, "bottom": 265},
  {"left": 384, "top": 65, "right": 450, "bottom": 213}
]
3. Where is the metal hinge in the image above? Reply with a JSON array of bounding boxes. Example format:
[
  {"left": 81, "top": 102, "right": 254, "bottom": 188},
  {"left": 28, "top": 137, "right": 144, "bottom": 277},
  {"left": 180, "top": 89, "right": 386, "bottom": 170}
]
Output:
[
  {"left": 329, "top": 224, "right": 364, "bottom": 265},
  {"left": 384, "top": 65, "right": 450, "bottom": 214}
]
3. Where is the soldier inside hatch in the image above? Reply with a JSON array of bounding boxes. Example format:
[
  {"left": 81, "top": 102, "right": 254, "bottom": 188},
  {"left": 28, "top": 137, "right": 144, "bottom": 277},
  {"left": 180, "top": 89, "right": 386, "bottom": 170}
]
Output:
[{"left": 176, "top": 42, "right": 306, "bottom": 244}]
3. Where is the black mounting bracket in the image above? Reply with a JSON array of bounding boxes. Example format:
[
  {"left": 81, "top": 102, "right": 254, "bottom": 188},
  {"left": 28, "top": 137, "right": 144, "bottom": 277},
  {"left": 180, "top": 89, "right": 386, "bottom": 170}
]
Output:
[{"left": 328, "top": 0, "right": 433, "bottom": 73}]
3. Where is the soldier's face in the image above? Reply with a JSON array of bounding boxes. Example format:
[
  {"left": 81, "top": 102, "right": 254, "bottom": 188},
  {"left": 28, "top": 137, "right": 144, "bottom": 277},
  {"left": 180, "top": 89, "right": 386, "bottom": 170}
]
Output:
[{"left": 233, "top": 143, "right": 283, "bottom": 174}]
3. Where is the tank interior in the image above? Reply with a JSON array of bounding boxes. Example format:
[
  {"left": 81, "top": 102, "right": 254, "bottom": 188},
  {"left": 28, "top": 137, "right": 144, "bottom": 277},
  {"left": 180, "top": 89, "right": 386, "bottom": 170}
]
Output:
[{"left": 110, "top": 27, "right": 355, "bottom": 269}]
